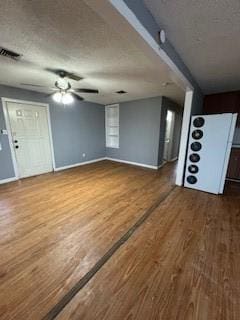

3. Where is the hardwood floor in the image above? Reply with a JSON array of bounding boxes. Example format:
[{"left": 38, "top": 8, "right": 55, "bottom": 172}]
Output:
[
  {"left": 0, "top": 160, "right": 239, "bottom": 319},
  {"left": 56, "top": 180, "right": 240, "bottom": 320},
  {"left": 0, "top": 160, "right": 175, "bottom": 320}
]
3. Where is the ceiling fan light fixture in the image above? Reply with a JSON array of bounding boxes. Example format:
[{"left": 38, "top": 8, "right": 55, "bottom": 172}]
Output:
[
  {"left": 53, "top": 91, "right": 62, "bottom": 103},
  {"left": 62, "top": 92, "right": 74, "bottom": 104}
]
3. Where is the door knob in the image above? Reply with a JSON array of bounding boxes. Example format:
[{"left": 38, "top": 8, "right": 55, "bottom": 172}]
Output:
[
  {"left": 14, "top": 140, "right": 18, "bottom": 143},
  {"left": 15, "top": 145, "right": 19, "bottom": 149}
]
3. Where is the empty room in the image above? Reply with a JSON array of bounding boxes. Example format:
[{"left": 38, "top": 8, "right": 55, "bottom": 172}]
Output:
[{"left": 0, "top": 1, "right": 239, "bottom": 319}]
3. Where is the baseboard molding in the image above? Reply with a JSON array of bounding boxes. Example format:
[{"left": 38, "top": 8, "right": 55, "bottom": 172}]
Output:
[
  {"left": 0, "top": 177, "right": 18, "bottom": 185},
  {"left": 0, "top": 157, "right": 164, "bottom": 183},
  {"left": 226, "top": 178, "right": 240, "bottom": 183},
  {"left": 105, "top": 157, "right": 158, "bottom": 170},
  {"left": 169, "top": 157, "right": 178, "bottom": 162},
  {"left": 157, "top": 162, "right": 165, "bottom": 169},
  {"left": 0, "top": 157, "right": 166, "bottom": 183},
  {"left": 54, "top": 157, "right": 106, "bottom": 172}
]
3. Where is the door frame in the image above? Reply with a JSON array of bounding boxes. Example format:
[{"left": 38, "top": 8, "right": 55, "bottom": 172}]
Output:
[{"left": 1, "top": 97, "right": 56, "bottom": 179}]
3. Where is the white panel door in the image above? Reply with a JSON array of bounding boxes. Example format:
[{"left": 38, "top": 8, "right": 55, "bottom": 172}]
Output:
[{"left": 7, "top": 102, "right": 53, "bottom": 178}]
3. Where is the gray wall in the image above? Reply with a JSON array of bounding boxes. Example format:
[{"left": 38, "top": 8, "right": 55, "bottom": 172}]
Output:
[
  {"left": 0, "top": 85, "right": 105, "bottom": 180},
  {"left": 0, "top": 85, "right": 183, "bottom": 181},
  {"left": 50, "top": 99, "right": 105, "bottom": 168},
  {"left": 191, "top": 89, "right": 204, "bottom": 115},
  {"left": 106, "top": 96, "right": 162, "bottom": 167}
]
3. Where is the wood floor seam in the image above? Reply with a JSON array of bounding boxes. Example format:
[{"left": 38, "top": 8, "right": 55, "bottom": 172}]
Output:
[{"left": 42, "top": 185, "right": 176, "bottom": 320}]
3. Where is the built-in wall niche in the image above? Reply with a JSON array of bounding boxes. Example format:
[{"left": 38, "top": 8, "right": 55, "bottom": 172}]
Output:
[{"left": 105, "top": 104, "right": 119, "bottom": 148}]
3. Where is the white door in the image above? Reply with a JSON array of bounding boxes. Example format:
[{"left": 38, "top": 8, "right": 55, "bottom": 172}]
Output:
[{"left": 7, "top": 102, "right": 53, "bottom": 178}]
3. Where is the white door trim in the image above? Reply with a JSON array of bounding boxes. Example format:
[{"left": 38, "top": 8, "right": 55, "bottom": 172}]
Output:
[
  {"left": 168, "top": 111, "right": 176, "bottom": 161},
  {"left": 1, "top": 97, "right": 56, "bottom": 180},
  {"left": 164, "top": 110, "right": 176, "bottom": 162}
]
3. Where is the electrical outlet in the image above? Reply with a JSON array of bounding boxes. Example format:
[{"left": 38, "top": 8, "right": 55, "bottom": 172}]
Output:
[{"left": 82, "top": 153, "right": 86, "bottom": 158}]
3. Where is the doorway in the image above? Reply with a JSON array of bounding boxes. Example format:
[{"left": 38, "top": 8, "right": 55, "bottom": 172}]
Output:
[
  {"left": 4, "top": 100, "right": 54, "bottom": 178},
  {"left": 163, "top": 110, "right": 175, "bottom": 162}
]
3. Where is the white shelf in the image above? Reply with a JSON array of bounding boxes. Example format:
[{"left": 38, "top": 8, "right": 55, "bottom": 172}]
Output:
[{"left": 105, "top": 104, "right": 119, "bottom": 149}]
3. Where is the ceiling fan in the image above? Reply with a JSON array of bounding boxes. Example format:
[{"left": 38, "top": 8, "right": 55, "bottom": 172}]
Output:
[{"left": 22, "top": 69, "right": 99, "bottom": 104}]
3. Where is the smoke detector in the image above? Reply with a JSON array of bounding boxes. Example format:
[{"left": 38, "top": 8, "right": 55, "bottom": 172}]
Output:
[{"left": 158, "top": 30, "right": 166, "bottom": 45}]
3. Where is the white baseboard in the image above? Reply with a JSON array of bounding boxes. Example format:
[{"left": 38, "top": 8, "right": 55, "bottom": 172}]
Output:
[
  {"left": 54, "top": 157, "right": 106, "bottom": 172},
  {"left": 0, "top": 157, "right": 164, "bottom": 184},
  {"left": 0, "top": 177, "right": 18, "bottom": 185},
  {"left": 0, "top": 157, "right": 166, "bottom": 184},
  {"left": 105, "top": 157, "right": 158, "bottom": 170},
  {"left": 157, "top": 162, "right": 165, "bottom": 169},
  {"left": 169, "top": 157, "right": 178, "bottom": 162},
  {"left": 226, "top": 178, "right": 240, "bottom": 183}
]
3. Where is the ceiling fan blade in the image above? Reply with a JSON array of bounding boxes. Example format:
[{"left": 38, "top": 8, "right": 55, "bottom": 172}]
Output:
[
  {"left": 46, "top": 68, "right": 65, "bottom": 77},
  {"left": 45, "top": 68, "right": 83, "bottom": 81},
  {"left": 45, "top": 93, "right": 54, "bottom": 98},
  {"left": 72, "top": 93, "right": 84, "bottom": 101},
  {"left": 75, "top": 88, "right": 99, "bottom": 94},
  {"left": 67, "top": 73, "right": 83, "bottom": 81},
  {"left": 21, "top": 83, "right": 47, "bottom": 88}
]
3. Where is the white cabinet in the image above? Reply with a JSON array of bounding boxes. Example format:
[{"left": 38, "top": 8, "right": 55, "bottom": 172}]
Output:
[
  {"left": 184, "top": 114, "right": 237, "bottom": 194},
  {"left": 105, "top": 104, "right": 119, "bottom": 148}
]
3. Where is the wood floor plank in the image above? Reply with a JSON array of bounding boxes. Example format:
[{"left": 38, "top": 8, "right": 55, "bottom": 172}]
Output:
[
  {"left": 56, "top": 184, "right": 240, "bottom": 320},
  {"left": 0, "top": 160, "right": 176, "bottom": 320}
]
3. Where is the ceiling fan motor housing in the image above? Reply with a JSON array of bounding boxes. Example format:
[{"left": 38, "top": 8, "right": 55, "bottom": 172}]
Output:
[
  {"left": 55, "top": 78, "right": 71, "bottom": 90},
  {"left": 59, "top": 70, "right": 67, "bottom": 78}
]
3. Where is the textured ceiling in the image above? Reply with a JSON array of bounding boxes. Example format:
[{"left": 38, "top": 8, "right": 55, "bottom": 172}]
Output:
[
  {"left": 0, "top": 0, "right": 184, "bottom": 105},
  {"left": 144, "top": 0, "right": 240, "bottom": 94}
]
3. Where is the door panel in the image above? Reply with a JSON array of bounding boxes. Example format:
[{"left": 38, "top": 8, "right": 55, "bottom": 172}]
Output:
[{"left": 7, "top": 102, "right": 53, "bottom": 178}]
